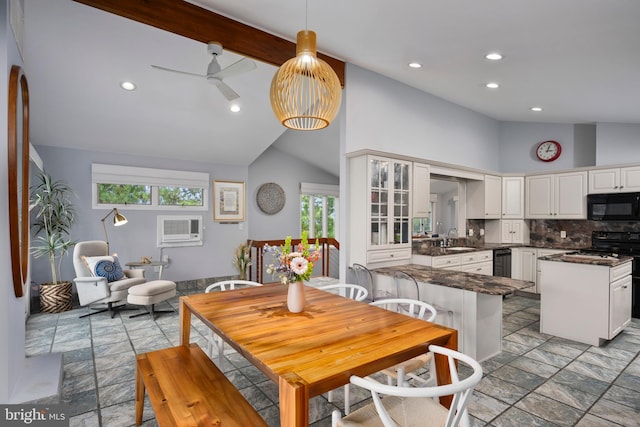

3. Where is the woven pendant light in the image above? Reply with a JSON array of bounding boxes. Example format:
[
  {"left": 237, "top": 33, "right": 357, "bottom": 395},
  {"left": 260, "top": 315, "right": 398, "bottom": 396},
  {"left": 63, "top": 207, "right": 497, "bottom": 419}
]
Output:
[{"left": 270, "top": 30, "right": 342, "bottom": 130}]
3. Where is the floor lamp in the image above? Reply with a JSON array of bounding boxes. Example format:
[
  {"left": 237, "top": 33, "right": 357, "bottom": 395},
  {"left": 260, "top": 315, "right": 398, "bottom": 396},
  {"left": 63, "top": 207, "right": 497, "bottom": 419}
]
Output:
[{"left": 101, "top": 208, "right": 127, "bottom": 253}]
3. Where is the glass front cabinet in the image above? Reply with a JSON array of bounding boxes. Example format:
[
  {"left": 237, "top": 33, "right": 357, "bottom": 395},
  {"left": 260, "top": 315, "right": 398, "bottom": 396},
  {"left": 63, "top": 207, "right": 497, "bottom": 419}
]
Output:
[{"left": 349, "top": 154, "right": 412, "bottom": 266}]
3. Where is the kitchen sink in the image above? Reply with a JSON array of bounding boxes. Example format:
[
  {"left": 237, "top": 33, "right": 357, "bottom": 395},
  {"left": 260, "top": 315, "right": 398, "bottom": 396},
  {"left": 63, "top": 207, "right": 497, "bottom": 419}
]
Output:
[{"left": 446, "top": 247, "right": 476, "bottom": 251}]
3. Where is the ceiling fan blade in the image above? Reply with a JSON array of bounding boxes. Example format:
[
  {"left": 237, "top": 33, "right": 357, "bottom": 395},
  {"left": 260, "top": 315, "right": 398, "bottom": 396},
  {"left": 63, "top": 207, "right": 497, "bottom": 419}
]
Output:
[
  {"left": 216, "top": 82, "right": 240, "bottom": 101},
  {"left": 214, "top": 57, "right": 257, "bottom": 80},
  {"left": 151, "top": 65, "right": 205, "bottom": 79}
]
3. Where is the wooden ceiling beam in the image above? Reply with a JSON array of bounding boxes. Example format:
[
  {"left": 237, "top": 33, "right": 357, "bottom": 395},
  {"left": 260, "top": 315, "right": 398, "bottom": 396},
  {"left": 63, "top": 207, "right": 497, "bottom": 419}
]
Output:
[{"left": 72, "top": 0, "right": 345, "bottom": 86}]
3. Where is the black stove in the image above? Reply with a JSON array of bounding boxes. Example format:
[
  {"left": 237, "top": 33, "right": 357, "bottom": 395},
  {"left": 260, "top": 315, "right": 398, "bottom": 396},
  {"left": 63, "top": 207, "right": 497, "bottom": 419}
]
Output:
[
  {"left": 590, "top": 230, "right": 640, "bottom": 255},
  {"left": 583, "top": 231, "right": 640, "bottom": 318}
]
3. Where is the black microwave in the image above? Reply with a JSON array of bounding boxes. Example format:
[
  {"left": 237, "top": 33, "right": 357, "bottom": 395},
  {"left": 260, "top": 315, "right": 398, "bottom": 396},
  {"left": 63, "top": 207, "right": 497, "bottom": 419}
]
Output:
[{"left": 587, "top": 192, "right": 640, "bottom": 220}]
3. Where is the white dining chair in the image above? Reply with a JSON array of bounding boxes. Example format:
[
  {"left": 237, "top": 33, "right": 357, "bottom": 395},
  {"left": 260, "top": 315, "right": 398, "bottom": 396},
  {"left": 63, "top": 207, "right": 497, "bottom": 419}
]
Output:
[
  {"left": 320, "top": 283, "right": 368, "bottom": 415},
  {"left": 331, "top": 345, "right": 482, "bottom": 427},
  {"left": 370, "top": 298, "right": 438, "bottom": 387},
  {"left": 204, "top": 280, "right": 262, "bottom": 369},
  {"left": 317, "top": 283, "right": 369, "bottom": 302}
]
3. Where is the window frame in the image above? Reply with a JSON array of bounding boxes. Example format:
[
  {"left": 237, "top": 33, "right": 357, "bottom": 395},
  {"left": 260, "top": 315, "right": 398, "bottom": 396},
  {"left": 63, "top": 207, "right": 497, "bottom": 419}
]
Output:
[
  {"left": 92, "top": 163, "right": 209, "bottom": 211},
  {"left": 299, "top": 182, "right": 339, "bottom": 238}
]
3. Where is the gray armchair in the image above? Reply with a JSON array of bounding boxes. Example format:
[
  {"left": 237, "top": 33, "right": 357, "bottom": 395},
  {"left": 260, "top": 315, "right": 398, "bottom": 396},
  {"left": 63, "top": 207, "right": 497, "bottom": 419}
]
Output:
[{"left": 73, "top": 240, "right": 145, "bottom": 318}]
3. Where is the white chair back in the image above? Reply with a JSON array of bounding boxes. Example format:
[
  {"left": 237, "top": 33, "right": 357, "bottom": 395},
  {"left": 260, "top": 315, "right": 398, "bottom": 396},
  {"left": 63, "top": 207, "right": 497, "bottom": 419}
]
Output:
[
  {"left": 205, "top": 280, "right": 263, "bottom": 293},
  {"left": 370, "top": 298, "right": 437, "bottom": 322},
  {"left": 318, "top": 283, "right": 368, "bottom": 302},
  {"left": 73, "top": 240, "right": 108, "bottom": 278},
  {"left": 334, "top": 345, "right": 482, "bottom": 427},
  {"left": 204, "top": 279, "right": 262, "bottom": 368}
]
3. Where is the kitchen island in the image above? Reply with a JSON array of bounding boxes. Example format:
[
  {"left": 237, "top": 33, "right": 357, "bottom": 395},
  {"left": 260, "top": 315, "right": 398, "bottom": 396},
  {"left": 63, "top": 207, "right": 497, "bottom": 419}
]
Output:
[
  {"left": 371, "top": 264, "right": 534, "bottom": 362},
  {"left": 538, "top": 253, "right": 632, "bottom": 346}
]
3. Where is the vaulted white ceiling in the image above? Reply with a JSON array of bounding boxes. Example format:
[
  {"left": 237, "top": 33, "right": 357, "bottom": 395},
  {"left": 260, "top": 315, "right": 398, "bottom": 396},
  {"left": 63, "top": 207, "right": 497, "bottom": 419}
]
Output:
[{"left": 22, "top": 0, "right": 640, "bottom": 176}]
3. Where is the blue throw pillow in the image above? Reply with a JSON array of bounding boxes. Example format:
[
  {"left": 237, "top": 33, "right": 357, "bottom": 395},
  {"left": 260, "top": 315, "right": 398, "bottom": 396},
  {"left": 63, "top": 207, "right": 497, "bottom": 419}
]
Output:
[{"left": 94, "top": 256, "right": 125, "bottom": 282}]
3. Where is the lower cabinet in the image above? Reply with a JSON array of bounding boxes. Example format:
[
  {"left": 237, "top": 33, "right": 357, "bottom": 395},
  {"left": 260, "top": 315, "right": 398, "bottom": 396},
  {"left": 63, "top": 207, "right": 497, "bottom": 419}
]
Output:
[
  {"left": 512, "top": 247, "right": 570, "bottom": 294},
  {"left": 511, "top": 248, "right": 537, "bottom": 292},
  {"left": 539, "top": 259, "right": 632, "bottom": 346},
  {"left": 413, "top": 251, "right": 493, "bottom": 276}
]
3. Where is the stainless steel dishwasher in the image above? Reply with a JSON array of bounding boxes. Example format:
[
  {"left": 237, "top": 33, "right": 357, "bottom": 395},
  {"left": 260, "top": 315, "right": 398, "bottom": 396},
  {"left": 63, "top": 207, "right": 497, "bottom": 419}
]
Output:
[{"left": 493, "top": 248, "right": 512, "bottom": 278}]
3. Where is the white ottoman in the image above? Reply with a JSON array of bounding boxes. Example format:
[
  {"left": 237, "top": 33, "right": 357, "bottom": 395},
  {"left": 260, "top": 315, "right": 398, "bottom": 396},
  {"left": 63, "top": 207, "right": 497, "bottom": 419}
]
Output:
[{"left": 128, "top": 280, "right": 177, "bottom": 319}]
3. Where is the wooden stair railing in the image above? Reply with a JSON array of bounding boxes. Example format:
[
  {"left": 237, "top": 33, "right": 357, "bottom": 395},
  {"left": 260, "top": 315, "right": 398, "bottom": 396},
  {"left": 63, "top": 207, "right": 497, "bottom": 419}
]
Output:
[{"left": 248, "top": 238, "right": 339, "bottom": 283}]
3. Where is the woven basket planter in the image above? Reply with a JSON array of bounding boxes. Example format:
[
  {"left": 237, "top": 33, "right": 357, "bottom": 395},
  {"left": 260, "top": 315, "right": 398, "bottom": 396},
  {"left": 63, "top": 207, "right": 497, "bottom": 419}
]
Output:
[{"left": 40, "top": 281, "right": 73, "bottom": 313}]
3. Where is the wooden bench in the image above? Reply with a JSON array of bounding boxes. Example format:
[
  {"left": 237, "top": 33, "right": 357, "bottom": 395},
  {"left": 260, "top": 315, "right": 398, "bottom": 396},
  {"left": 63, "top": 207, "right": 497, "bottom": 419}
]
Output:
[{"left": 135, "top": 343, "right": 268, "bottom": 426}]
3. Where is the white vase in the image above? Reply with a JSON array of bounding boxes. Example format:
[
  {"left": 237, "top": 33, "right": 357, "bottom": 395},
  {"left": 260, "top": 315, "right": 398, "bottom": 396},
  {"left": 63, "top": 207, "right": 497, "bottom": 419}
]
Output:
[{"left": 287, "top": 281, "right": 306, "bottom": 313}]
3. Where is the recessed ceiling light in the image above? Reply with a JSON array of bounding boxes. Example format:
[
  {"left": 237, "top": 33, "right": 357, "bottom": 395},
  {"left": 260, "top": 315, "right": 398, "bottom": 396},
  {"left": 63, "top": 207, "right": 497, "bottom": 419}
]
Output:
[
  {"left": 120, "top": 81, "right": 136, "bottom": 91},
  {"left": 408, "top": 62, "right": 422, "bottom": 69},
  {"left": 230, "top": 104, "right": 241, "bottom": 113},
  {"left": 486, "top": 82, "right": 499, "bottom": 89},
  {"left": 485, "top": 53, "right": 503, "bottom": 61},
  {"left": 530, "top": 106, "right": 543, "bottom": 112}
]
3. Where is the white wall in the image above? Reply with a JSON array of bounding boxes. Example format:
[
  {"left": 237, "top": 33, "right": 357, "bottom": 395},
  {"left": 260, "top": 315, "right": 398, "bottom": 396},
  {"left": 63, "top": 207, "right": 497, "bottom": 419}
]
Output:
[
  {"left": 498, "top": 122, "right": 576, "bottom": 173},
  {"left": 1, "top": 0, "right": 27, "bottom": 403},
  {"left": 30, "top": 142, "right": 338, "bottom": 286},
  {"left": 32, "top": 145, "right": 250, "bottom": 285},
  {"left": 248, "top": 143, "right": 338, "bottom": 241},
  {"left": 344, "top": 64, "right": 500, "bottom": 171},
  {"left": 596, "top": 123, "right": 640, "bottom": 166},
  {"left": 574, "top": 124, "right": 596, "bottom": 167}
]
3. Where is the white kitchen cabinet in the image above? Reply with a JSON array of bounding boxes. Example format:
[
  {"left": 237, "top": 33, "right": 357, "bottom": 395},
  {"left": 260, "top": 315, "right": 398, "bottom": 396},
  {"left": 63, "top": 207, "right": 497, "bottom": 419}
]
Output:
[
  {"left": 610, "top": 274, "right": 632, "bottom": 337},
  {"left": 349, "top": 155, "right": 412, "bottom": 267},
  {"left": 412, "top": 163, "right": 431, "bottom": 217},
  {"left": 539, "top": 259, "right": 632, "bottom": 346},
  {"left": 413, "top": 250, "right": 493, "bottom": 275},
  {"left": 511, "top": 248, "right": 537, "bottom": 293},
  {"left": 484, "top": 219, "right": 529, "bottom": 244},
  {"left": 526, "top": 171, "right": 587, "bottom": 219},
  {"left": 501, "top": 176, "right": 524, "bottom": 219},
  {"left": 466, "top": 174, "right": 501, "bottom": 219},
  {"left": 588, "top": 166, "right": 640, "bottom": 194}
]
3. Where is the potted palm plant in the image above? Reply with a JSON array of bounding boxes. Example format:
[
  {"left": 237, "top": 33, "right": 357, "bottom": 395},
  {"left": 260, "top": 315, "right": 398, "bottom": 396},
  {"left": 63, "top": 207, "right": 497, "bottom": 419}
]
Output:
[{"left": 30, "top": 171, "right": 77, "bottom": 313}]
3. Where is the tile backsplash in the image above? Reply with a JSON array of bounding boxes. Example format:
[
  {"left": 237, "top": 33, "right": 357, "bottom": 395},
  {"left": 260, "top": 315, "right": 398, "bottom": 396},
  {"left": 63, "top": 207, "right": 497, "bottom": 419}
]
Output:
[{"left": 466, "top": 219, "right": 640, "bottom": 249}]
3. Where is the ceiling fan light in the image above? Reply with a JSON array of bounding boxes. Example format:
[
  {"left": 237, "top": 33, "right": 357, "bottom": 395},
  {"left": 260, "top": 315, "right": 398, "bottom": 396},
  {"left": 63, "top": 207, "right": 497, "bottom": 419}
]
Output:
[{"left": 270, "top": 30, "right": 342, "bottom": 130}]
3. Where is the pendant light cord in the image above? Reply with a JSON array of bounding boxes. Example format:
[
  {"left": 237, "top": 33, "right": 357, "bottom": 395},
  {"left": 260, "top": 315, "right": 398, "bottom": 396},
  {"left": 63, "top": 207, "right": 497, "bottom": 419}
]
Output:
[{"left": 305, "top": 0, "right": 308, "bottom": 30}]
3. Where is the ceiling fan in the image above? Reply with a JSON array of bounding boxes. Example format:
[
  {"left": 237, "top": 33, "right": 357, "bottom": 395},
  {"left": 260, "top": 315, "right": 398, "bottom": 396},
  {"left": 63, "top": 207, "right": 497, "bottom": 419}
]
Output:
[{"left": 151, "top": 42, "right": 256, "bottom": 101}]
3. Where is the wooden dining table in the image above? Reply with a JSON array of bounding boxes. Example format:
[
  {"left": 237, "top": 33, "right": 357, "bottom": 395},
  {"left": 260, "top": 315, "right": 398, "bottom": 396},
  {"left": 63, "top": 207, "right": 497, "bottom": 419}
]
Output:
[{"left": 179, "top": 283, "right": 458, "bottom": 427}]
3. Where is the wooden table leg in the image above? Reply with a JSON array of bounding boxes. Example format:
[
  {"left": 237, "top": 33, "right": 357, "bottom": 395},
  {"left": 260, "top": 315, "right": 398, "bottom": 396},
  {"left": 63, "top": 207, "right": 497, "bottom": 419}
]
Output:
[
  {"left": 179, "top": 297, "right": 191, "bottom": 347},
  {"left": 279, "top": 372, "right": 308, "bottom": 427},
  {"left": 434, "top": 330, "right": 458, "bottom": 408},
  {"left": 135, "top": 355, "right": 145, "bottom": 426}
]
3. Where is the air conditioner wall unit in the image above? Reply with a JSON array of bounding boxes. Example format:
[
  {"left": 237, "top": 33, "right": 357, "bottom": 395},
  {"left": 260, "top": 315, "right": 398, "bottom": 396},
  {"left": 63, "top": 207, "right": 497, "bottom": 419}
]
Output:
[{"left": 157, "top": 215, "right": 203, "bottom": 247}]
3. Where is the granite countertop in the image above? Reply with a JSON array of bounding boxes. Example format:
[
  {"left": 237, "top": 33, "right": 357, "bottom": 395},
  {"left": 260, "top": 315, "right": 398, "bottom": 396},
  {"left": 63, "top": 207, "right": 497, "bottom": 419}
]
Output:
[
  {"left": 412, "top": 243, "right": 586, "bottom": 257},
  {"left": 412, "top": 246, "right": 491, "bottom": 256},
  {"left": 371, "top": 264, "right": 534, "bottom": 296},
  {"left": 538, "top": 253, "right": 633, "bottom": 267}
]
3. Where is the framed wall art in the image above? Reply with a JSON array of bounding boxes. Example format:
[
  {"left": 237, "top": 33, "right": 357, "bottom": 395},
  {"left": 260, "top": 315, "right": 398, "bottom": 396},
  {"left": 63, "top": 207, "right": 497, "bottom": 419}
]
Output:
[{"left": 213, "top": 180, "right": 245, "bottom": 222}]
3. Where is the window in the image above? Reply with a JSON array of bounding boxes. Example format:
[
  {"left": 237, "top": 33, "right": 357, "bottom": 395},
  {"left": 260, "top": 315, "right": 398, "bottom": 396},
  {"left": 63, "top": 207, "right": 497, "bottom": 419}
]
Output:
[
  {"left": 92, "top": 164, "right": 209, "bottom": 210},
  {"left": 300, "top": 182, "right": 339, "bottom": 238}
]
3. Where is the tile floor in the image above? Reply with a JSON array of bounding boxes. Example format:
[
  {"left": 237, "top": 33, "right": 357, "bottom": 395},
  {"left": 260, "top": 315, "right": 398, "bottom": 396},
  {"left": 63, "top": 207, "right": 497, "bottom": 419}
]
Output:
[{"left": 25, "top": 291, "right": 640, "bottom": 427}]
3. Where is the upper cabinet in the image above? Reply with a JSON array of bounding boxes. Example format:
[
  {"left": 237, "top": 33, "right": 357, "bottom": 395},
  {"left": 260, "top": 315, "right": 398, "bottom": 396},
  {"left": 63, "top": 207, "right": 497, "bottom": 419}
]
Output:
[
  {"left": 502, "top": 177, "right": 525, "bottom": 219},
  {"left": 588, "top": 166, "right": 640, "bottom": 194},
  {"left": 349, "top": 155, "right": 412, "bottom": 266},
  {"left": 526, "top": 171, "right": 587, "bottom": 219},
  {"left": 467, "top": 175, "right": 501, "bottom": 219},
  {"left": 412, "top": 163, "right": 431, "bottom": 217}
]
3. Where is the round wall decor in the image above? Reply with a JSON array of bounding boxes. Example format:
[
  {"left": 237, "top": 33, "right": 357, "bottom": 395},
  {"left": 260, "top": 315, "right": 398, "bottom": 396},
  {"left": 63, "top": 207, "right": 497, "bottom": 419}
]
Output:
[{"left": 257, "top": 182, "right": 285, "bottom": 215}]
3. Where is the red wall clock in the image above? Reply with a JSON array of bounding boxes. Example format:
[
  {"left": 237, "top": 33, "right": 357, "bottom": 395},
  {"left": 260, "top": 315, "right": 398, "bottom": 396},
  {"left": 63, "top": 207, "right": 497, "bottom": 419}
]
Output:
[{"left": 536, "top": 140, "right": 562, "bottom": 162}]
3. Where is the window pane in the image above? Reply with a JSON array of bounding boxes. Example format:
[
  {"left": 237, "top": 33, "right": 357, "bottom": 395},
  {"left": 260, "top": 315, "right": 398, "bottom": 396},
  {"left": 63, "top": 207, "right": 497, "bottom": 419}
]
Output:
[
  {"left": 97, "top": 183, "right": 151, "bottom": 205},
  {"left": 301, "top": 195, "right": 311, "bottom": 234},
  {"left": 159, "top": 186, "right": 204, "bottom": 206},
  {"left": 327, "top": 196, "right": 335, "bottom": 238}
]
